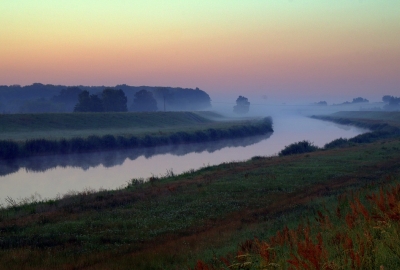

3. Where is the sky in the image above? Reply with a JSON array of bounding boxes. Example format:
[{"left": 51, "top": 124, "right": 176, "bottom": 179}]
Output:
[{"left": 1, "top": 1, "right": 399, "bottom": 103}]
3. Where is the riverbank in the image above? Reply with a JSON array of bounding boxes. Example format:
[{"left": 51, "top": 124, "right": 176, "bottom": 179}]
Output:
[
  {"left": 1, "top": 112, "right": 400, "bottom": 269},
  {"left": 0, "top": 112, "right": 273, "bottom": 159}
]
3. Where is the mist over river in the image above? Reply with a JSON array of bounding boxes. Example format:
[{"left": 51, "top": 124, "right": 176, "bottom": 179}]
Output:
[{"left": 0, "top": 115, "right": 367, "bottom": 205}]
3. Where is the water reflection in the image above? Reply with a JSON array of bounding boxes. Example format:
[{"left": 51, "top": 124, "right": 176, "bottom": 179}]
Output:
[
  {"left": 0, "top": 133, "right": 272, "bottom": 177},
  {"left": 0, "top": 116, "right": 369, "bottom": 204}
]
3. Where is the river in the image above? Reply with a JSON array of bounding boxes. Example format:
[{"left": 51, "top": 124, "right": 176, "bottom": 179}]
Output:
[{"left": 0, "top": 115, "right": 366, "bottom": 206}]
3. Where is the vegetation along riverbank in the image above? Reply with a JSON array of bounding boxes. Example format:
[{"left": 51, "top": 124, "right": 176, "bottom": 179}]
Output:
[
  {"left": 0, "top": 111, "right": 400, "bottom": 269},
  {"left": 0, "top": 111, "right": 273, "bottom": 159}
]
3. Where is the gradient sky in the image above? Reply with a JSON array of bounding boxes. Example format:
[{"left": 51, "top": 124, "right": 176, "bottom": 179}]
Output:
[{"left": 1, "top": 1, "right": 399, "bottom": 102}]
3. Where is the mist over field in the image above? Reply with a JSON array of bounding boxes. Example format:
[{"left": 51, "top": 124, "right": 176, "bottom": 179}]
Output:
[{"left": 1, "top": 1, "right": 400, "bottom": 269}]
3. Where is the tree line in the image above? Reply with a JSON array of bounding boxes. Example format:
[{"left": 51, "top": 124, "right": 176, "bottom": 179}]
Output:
[{"left": 0, "top": 84, "right": 211, "bottom": 113}]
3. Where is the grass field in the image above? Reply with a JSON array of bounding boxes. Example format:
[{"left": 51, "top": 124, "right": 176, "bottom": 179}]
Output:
[
  {"left": 0, "top": 111, "right": 237, "bottom": 141},
  {"left": 0, "top": 112, "right": 400, "bottom": 269},
  {"left": 320, "top": 111, "right": 400, "bottom": 128},
  {"left": 0, "top": 112, "right": 273, "bottom": 159}
]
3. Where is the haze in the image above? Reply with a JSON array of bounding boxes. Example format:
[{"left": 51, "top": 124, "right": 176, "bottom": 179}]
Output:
[{"left": 1, "top": 1, "right": 399, "bottom": 103}]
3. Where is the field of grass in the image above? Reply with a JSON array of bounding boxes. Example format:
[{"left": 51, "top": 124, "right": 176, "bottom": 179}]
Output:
[
  {"left": 0, "top": 111, "right": 399, "bottom": 269},
  {"left": 0, "top": 111, "right": 233, "bottom": 141},
  {"left": 0, "top": 112, "right": 273, "bottom": 159},
  {"left": 317, "top": 111, "right": 400, "bottom": 128}
]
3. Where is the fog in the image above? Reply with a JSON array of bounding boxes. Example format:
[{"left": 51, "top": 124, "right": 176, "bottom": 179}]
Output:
[{"left": 209, "top": 92, "right": 387, "bottom": 120}]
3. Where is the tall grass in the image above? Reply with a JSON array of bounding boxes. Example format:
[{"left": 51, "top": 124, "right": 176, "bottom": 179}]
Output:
[{"left": 193, "top": 179, "right": 400, "bottom": 269}]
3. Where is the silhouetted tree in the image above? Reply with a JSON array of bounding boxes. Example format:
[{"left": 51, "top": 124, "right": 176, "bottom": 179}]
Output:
[
  {"left": 130, "top": 89, "right": 158, "bottom": 112},
  {"left": 352, "top": 97, "right": 369, "bottom": 103},
  {"left": 382, "top": 95, "right": 394, "bottom": 103},
  {"left": 74, "top": 91, "right": 104, "bottom": 112},
  {"left": 51, "top": 87, "right": 82, "bottom": 112},
  {"left": 52, "top": 87, "right": 82, "bottom": 104},
  {"left": 314, "top": 101, "right": 328, "bottom": 106},
  {"left": 233, "top": 96, "right": 250, "bottom": 114},
  {"left": 383, "top": 95, "right": 400, "bottom": 111},
  {"left": 102, "top": 88, "right": 128, "bottom": 112}
]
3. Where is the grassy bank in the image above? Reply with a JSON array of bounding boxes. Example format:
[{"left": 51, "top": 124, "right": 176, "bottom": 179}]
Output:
[
  {"left": 0, "top": 111, "right": 226, "bottom": 141},
  {"left": 1, "top": 111, "right": 399, "bottom": 269},
  {"left": 0, "top": 112, "right": 273, "bottom": 159},
  {"left": 312, "top": 111, "right": 400, "bottom": 130},
  {"left": 1, "top": 135, "right": 400, "bottom": 268}
]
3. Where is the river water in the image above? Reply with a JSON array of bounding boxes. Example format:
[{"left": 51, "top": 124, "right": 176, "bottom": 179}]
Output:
[{"left": 0, "top": 115, "right": 366, "bottom": 205}]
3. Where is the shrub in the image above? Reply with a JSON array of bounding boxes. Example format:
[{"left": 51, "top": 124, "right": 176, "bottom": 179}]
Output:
[
  {"left": 279, "top": 140, "right": 319, "bottom": 156},
  {"left": 324, "top": 138, "right": 349, "bottom": 149}
]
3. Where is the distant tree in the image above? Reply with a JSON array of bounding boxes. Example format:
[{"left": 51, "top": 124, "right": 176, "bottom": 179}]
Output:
[
  {"left": 102, "top": 88, "right": 128, "bottom": 112},
  {"left": 315, "top": 101, "right": 328, "bottom": 106},
  {"left": 88, "top": 94, "right": 104, "bottom": 112},
  {"left": 51, "top": 87, "right": 82, "bottom": 112},
  {"left": 130, "top": 89, "right": 158, "bottom": 112},
  {"left": 52, "top": 87, "right": 82, "bottom": 104},
  {"left": 382, "top": 95, "right": 394, "bottom": 103},
  {"left": 383, "top": 96, "right": 400, "bottom": 111},
  {"left": 51, "top": 87, "right": 82, "bottom": 103},
  {"left": 352, "top": 97, "right": 369, "bottom": 103},
  {"left": 74, "top": 91, "right": 104, "bottom": 112},
  {"left": 233, "top": 96, "right": 250, "bottom": 114}
]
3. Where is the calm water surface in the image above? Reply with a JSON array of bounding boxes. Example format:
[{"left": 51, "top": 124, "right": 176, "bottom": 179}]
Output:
[{"left": 0, "top": 115, "right": 367, "bottom": 205}]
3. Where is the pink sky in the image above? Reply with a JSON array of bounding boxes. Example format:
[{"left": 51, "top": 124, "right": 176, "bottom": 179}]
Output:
[{"left": 1, "top": 1, "right": 399, "bottom": 102}]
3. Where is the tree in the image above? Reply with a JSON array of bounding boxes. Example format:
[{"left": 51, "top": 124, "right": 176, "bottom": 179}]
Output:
[
  {"left": 52, "top": 87, "right": 82, "bottom": 112},
  {"left": 102, "top": 88, "right": 127, "bottom": 112},
  {"left": 51, "top": 87, "right": 82, "bottom": 104},
  {"left": 130, "top": 89, "right": 158, "bottom": 112},
  {"left": 383, "top": 96, "right": 400, "bottom": 111},
  {"left": 74, "top": 90, "right": 104, "bottom": 112},
  {"left": 382, "top": 95, "right": 394, "bottom": 103},
  {"left": 352, "top": 97, "right": 369, "bottom": 103},
  {"left": 233, "top": 96, "right": 250, "bottom": 114}
]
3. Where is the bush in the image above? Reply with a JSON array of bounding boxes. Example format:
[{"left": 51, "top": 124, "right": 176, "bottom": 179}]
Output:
[
  {"left": 279, "top": 140, "right": 319, "bottom": 156},
  {"left": 324, "top": 138, "right": 349, "bottom": 149}
]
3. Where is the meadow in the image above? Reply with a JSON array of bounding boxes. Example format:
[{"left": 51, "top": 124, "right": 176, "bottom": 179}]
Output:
[
  {"left": 0, "top": 112, "right": 273, "bottom": 159},
  {"left": 0, "top": 112, "right": 399, "bottom": 269},
  {"left": 0, "top": 111, "right": 233, "bottom": 141}
]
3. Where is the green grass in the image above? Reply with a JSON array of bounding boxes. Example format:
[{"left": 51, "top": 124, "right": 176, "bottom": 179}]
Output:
[
  {"left": 0, "top": 111, "right": 399, "bottom": 269},
  {"left": 328, "top": 111, "right": 400, "bottom": 127},
  {"left": 0, "top": 111, "right": 238, "bottom": 141},
  {"left": 1, "top": 137, "right": 400, "bottom": 269}
]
